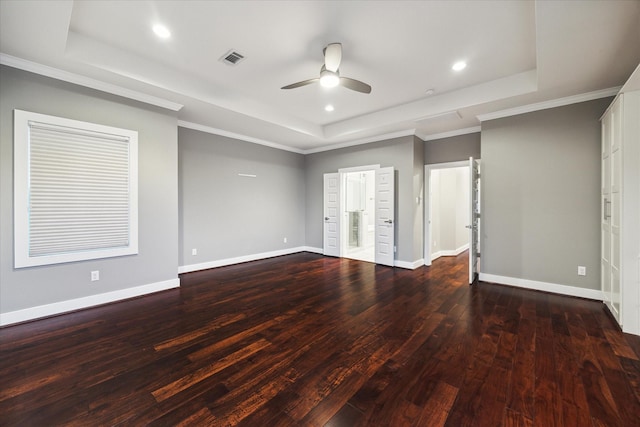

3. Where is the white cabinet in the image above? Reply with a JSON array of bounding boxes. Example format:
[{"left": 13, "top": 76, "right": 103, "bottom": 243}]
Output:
[{"left": 601, "top": 90, "right": 640, "bottom": 335}]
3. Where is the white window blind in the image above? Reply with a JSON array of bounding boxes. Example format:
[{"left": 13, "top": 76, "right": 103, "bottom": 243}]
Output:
[{"left": 14, "top": 110, "right": 138, "bottom": 268}]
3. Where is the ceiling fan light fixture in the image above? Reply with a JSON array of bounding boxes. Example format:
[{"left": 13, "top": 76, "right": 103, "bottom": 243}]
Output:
[
  {"left": 281, "top": 43, "right": 370, "bottom": 94},
  {"left": 320, "top": 69, "right": 340, "bottom": 88}
]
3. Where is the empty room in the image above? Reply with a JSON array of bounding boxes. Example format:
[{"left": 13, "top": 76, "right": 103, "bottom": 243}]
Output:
[{"left": 1, "top": 1, "right": 639, "bottom": 425}]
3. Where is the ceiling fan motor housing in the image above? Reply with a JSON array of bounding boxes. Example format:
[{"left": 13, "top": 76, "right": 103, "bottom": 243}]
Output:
[{"left": 319, "top": 66, "right": 340, "bottom": 88}]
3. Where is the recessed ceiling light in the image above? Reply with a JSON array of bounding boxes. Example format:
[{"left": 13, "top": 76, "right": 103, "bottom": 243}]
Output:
[
  {"left": 153, "top": 24, "right": 171, "bottom": 39},
  {"left": 425, "top": 89, "right": 435, "bottom": 96},
  {"left": 325, "top": 105, "right": 335, "bottom": 112},
  {"left": 452, "top": 61, "right": 467, "bottom": 71}
]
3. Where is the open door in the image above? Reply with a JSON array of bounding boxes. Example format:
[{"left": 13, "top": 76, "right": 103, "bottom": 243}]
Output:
[
  {"left": 468, "top": 158, "right": 480, "bottom": 284},
  {"left": 323, "top": 173, "right": 340, "bottom": 257},
  {"left": 375, "top": 167, "right": 395, "bottom": 266}
]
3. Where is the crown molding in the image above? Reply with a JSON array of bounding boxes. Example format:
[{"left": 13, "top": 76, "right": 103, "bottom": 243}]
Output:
[
  {"left": 2, "top": 53, "right": 623, "bottom": 155},
  {"left": 178, "top": 120, "right": 417, "bottom": 155},
  {"left": 0, "top": 53, "right": 184, "bottom": 112},
  {"left": 418, "top": 126, "right": 481, "bottom": 142},
  {"left": 303, "top": 129, "right": 416, "bottom": 155},
  {"left": 476, "top": 87, "right": 620, "bottom": 122},
  {"left": 178, "top": 120, "right": 304, "bottom": 154}
]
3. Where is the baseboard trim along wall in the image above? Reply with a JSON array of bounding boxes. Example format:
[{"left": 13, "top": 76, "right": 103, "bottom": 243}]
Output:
[
  {"left": 396, "top": 259, "right": 425, "bottom": 270},
  {"left": 479, "top": 273, "right": 604, "bottom": 301},
  {"left": 304, "top": 246, "right": 324, "bottom": 255},
  {"left": 180, "top": 246, "right": 425, "bottom": 273},
  {"left": 179, "top": 246, "right": 322, "bottom": 274},
  {"left": 0, "top": 278, "right": 180, "bottom": 327},
  {"left": 431, "top": 244, "right": 469, "bottom": 262}
]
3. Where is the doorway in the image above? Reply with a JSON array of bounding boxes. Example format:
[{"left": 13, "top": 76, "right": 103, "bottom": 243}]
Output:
[
  {"left": 342, "top": 170, "right": 375, "bottom": 263},
  {"left": 427, "top": 165, "right": 470, "bottom": 262},
  {"left": 323, "top": 165, "right": 395, "bottom": 266},
  {"left": 424, "top": 159, "right": 481, "bottom": 284}
]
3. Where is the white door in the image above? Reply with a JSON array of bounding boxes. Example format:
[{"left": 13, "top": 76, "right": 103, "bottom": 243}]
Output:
[
  {"left": 468, "top": 158, "right": 480, "bottom": 284},
  {"left": 323, "top": 173, "right": 340, "bottom": 257},
  {"left": 601, "top": 111, "right": 613, "bottom": 318},
  {"left": 375, "top": 167, "right": 395, "bottom": 266},
  {"left": 609, "top": 98, "right": 622, "bottom": 322}
]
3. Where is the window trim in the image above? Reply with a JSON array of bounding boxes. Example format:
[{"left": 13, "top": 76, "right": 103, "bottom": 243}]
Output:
[{"left": 14, "top": 109, "right": 138, "bottom": 268}]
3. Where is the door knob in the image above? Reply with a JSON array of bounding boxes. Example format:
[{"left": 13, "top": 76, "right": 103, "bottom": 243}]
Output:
[
  {"left": 325, "top": 217, "right": 329, "bottom": 221},
  {"left": 384, "top": 219, "right": 393, "bottom": 224}
]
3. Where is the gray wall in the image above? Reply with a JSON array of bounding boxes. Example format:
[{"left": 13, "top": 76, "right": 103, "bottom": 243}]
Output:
[
  {"left": 481, "top": 98, "right": 612, "bottom": 289},
  {"left": 412, "top": 137, "right": 425, "bottom": 261},
  {"left": 178, "top": 128, "right": 305, "bottom": 266},
  {"left": 305, "top": 135, "right": 424, "bottom": 264},
  {"left": 424, "top": 132, "right": 481, "bottom": 164},
  {"left": 0, "top": 66, "right": 179, "bottom": 313}
]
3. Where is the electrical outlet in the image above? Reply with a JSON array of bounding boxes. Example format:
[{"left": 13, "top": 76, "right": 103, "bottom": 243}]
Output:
[
  {"left": 283, "top": 237, "right": 287, "bottom": 243},
  {"left": 91, "top": 270, "right": 100, "bottom": 281},
  {"left": 394, "top": 246, "right": 397, "bottom": 253},
  {"left": 192, "top": 248, "right": 197, "bottom": 256},
  {"left": 578, "top": 266, "right": 586, "bottom": 276}
]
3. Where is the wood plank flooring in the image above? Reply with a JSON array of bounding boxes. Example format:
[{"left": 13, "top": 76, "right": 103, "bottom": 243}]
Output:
[{"left": 1, "top": 252, "right": 640, "bottom": 426}]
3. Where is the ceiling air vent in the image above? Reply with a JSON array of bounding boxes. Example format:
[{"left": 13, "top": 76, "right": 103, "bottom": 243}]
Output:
[{"left": 220, "top": 49, "right": 245, "bottom": 66}]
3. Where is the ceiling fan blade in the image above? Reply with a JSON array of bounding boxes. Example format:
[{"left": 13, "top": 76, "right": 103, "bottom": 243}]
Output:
[
  {"left": 281, "top": 78, "right": 319, "bottom": 90},
  {"left": 340, "top": 77, "right": 371, "bottom": 94},
  {"left": 324, "top": 43, "right": 342, "bottom": 72}
]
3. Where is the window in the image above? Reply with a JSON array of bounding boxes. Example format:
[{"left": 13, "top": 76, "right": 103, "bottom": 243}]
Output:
[{"left": 14, "top": 110, "right": 138, "bottom": 268}]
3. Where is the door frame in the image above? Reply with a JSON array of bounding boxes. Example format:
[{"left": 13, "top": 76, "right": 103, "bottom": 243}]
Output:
[
  {"left": 469, "top": 157, "right": 481, "bottom": 284},
  {"left": 338, "top": 165, "right": 380, "bottom": 261},
  {"left": 423, "top": 160, "right": 470, "bottom": 267},
  {"left": 323, "top": 164, "right": 384, "bottom": 261}
]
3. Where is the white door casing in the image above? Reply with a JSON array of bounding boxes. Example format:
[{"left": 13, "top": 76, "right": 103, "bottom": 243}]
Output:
[
  {"left": 610, "top": 97, "right": 622, "bottom": 322},
  {"left": 601, "top": 110, "right": 612, "bottom": 318},
  {"left": 323, "top": 173, "right": 340, "bottom": 257},
  {"left": 468, "top": 157, "right": 481, "bottom": 284},
  {"left": 602, "top": 97, "right": 622, "bottom": 322},
  {"left": 600, "top": 90, "right": 640, "bottom": 335},
  {"left": 375, "top": 167, "right": 395, "bottom": 266}
]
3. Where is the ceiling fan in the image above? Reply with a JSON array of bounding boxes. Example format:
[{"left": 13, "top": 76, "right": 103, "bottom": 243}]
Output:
[{"left": 281, "top": 43, "right": 372, "bottom": 94}]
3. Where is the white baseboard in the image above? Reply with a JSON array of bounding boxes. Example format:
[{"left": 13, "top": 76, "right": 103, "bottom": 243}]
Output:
[
  {"left": 0, "top": 278, "right": 180, "bottom": 327},
  {"left": 479, "top": 273, "right": 603, "bottom": 301},
  {"left": 303, "top": 246, "right": 324, "bottom": 254},
  {"left": 180, "top": 246, "right": 426, "bottom": 272},
  {"left": 179, "top": 246, "right": 317, "bottom": 274},
  {"left": 456, "top": 243, "right": 470, "bottom": 255},
  {"left": 431, "top": 243, "right": 469, "bottom": 261},
  {"left": 395, "top": 259, "right": 425, "bottom": 270}
]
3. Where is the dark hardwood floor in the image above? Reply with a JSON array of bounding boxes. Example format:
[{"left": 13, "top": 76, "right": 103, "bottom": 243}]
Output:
[{"left": 1, "top": 252, "right": 639, "bottom": 426}]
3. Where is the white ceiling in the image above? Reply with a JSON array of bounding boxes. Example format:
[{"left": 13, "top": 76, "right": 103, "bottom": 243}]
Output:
[{"left": 1, "top": 1, "right": 639, "bottom": 153}]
